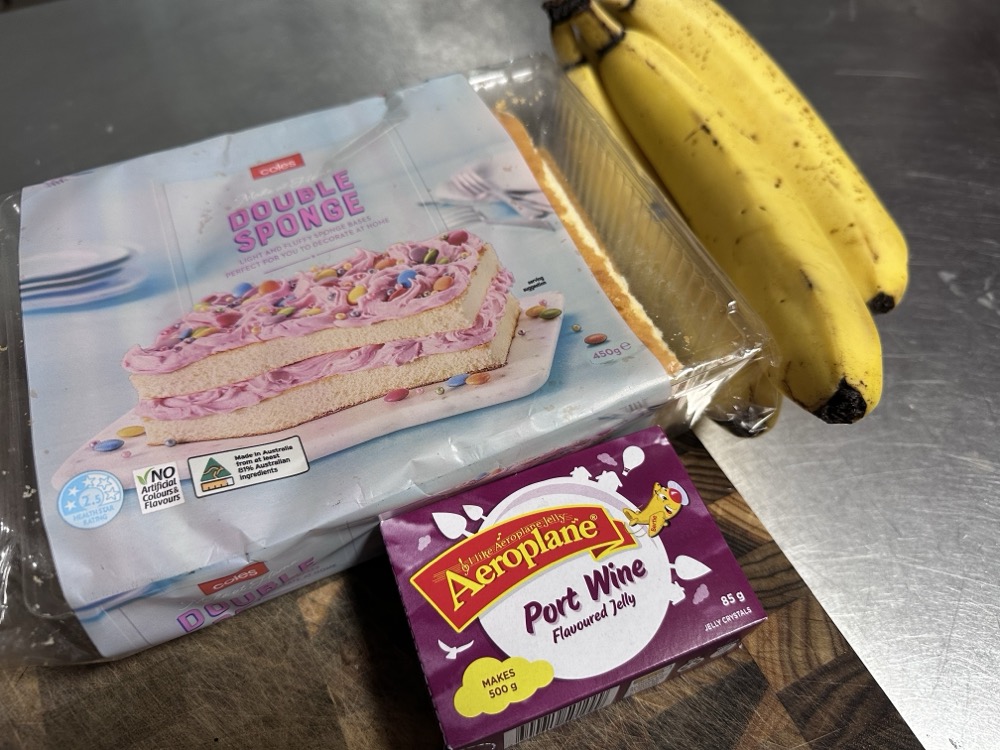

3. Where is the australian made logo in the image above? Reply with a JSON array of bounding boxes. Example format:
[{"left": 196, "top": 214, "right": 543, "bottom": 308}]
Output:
[
  {"left": 199, "top": 458, "right": 235, "bottom": 493},
  {"left": 188, "top": 437, "right": 308, "bottom": 498},
  {"left": 132, "top": 462, "right": 185, "bottom": 514}
]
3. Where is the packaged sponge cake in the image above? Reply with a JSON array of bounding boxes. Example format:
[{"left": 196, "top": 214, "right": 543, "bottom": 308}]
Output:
[{"left": 0, "top": 56, "right": 765, "bottom": 663}]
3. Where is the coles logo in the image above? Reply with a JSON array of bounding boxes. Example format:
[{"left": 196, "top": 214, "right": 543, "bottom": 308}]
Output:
[
  {"left": 198, "top": 562, "right": 270, "bottom": 594},
  {"left": 249, "top": 153, "right": 305, "bottom": 180}
]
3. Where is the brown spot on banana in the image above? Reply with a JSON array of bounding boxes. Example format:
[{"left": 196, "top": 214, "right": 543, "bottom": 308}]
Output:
[
  {"left": 860, "top": 227, "right": 879, "bottom": 263},
  {"left": 697, "top": 123, "right": 720, "bottom": 147}
]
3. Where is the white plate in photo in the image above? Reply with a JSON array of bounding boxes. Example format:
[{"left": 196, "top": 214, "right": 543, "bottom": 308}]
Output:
[
  {"left": 20, "top": 264, "right": 148, "bottom": 312},
  {"left": 19, "top": 243, "right": 133, "bottom": 286}
]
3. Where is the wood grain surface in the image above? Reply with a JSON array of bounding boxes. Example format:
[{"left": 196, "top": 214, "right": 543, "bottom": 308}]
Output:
[{"left": 0, "top": 434, "right": 923, "bottom": 750}]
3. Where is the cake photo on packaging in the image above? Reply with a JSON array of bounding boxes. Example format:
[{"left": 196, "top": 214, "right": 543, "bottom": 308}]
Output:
[
  {"left": 120, "top": 229, "right": 521, "bottom": 446},
  {"left": 380, "top": 426, "right": 766, "bottom": 749}
]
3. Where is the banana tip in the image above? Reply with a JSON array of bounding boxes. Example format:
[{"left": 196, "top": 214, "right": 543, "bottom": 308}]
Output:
[
  {"left": 867, "top": 292, "right": 896, "bottom": 314},
  {"left": 812, "top": 378, "right": 869, "bottom": 424}
]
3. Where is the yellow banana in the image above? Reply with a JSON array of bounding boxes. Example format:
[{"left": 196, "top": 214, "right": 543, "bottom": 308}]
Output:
[
  {"left": 567, "top": 2, "right": 882, "bottom": 422},
  {"left": 548, "top": 3, "right": 776, "bottom": 434},
  {"left": 545, "top": 2, "right": 664, "bottom": 188},
  {"left": 599, "top": 0, "right": 908, "bottom": 314}
]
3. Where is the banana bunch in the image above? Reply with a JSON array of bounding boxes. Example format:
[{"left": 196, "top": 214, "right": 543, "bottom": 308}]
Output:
[{"left": 541, "top": 0, "right": 908, "bottom": 429}]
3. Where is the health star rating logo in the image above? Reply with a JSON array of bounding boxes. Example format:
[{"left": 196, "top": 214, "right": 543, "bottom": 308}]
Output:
[{"left": 58, "top": 471, "right": 125, "bottom": 529}]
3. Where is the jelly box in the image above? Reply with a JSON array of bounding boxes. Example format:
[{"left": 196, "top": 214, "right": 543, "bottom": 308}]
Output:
[{"left": 380, "top": 426, "right": 765, "bottom": 749}]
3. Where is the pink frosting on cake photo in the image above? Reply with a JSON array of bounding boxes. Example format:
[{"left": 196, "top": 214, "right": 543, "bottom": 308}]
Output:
[
  {"left": 123, "top": 229, "right": 486, "bottom": 376},
  {"left": 121, "top": 229, "right": 523, "bottom": 444}
]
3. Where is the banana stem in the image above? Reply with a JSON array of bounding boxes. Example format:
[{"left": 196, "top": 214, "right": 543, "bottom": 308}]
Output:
[
  {"left": 571, "top": 2, "right": 627, "bottom": 58},
  {"left": 547, "top": 0, "right": 673, "bottom": 195},
  {"left": 542, "top": 0, "right": 592, "bottom": 25},
  {"left": 548, "top": 9, "right": 587, "bottom": 68}
]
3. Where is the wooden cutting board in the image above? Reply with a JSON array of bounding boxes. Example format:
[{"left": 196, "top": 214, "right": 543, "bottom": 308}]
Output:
[{"left": 0, "top": 433, "right": 922, "bottom": 749}]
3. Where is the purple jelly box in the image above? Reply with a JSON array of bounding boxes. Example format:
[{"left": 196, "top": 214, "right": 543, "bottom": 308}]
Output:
[{"left": 380, "top": 426, "right": 766, "bottom": 749}]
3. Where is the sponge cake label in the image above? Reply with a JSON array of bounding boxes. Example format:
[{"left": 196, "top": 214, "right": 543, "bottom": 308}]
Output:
[
  {"left": 188, "top": 436, "right": 309, "bottom": 498},
  {"left": 133, "top": 462, "right": 186, "bottom": 514}
]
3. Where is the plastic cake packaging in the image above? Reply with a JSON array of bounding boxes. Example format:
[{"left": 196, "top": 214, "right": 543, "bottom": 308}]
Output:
[{"left": 0, "top": 56, "right": 768, "bottom": 664}]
